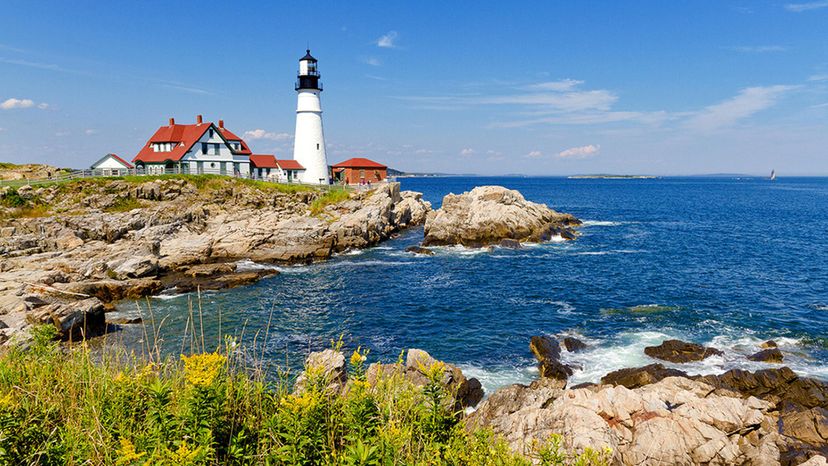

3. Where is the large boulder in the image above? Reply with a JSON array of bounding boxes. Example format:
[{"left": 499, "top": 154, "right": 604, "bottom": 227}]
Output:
[
  {"left": 293, "top": 349, "right": 347, "bottom": 395},
  {"left": 748, "top": 348, "right": 784, "bottom": 363},
  {"left": 26, "top": 297, "right": 106, "bottom": 340},
  {"left": 367, "top": 348, "right": 484, "bottom": 409},
  {"left": 601, "top": 363, "right": 689, "bottom": 389},
  {"left": 422, "top": 186, "right": 580, "bottom": 247},
  {"left": 644, "top": 339, "right": 724, "bottom": 363},
  {"left": 529, "top": 335, "right": 572, "bottom": 386}
]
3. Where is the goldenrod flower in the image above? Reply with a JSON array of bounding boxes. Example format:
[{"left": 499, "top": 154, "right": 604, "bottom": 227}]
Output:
[
  {"left": 181, "top": 352, "right": 226, "bottom": 387},
  {"left": 115, "top": 438, "right": 146, "bottom": 464},
  {"left": 350, "top": 348, "right": 367, "bottom": 367}
]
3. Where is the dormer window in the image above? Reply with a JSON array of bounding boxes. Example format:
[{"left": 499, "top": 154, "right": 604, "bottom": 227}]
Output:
[{"left": 209, "top": 129, "right": 214, "bottom": 138}]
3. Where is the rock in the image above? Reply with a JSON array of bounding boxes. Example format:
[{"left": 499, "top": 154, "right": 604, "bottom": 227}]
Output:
[
  {"left": 107, "top": 315, "right": 143, "bottom": 325},
  {"left": 472, "top": 375, "right": 780, "bottom": 464},
  {"left": 405, "top": 245, "right": 435, "bottom": 255},
  {"left": 404, "top": 348, "right": 484, "bottom": 408},
  {"left": 529, "top": 335, "right": 561, "bottom": 363},
  {"left": 644, "top": 339, "right": 724, "bottom": 363},
  {"left": 293, "top": 349, "right": 347, "bottom": 395},
  {"left": 780, "top": 407, "right": 828, "bottom": 446},
  {"left": 601, "top": 363, "right": 689, "bottom": 389},
  {"left": 110, "top": 255, "right": 159, "bottom": 279},
  {"left": 749, "top": 348, "right": 784, "bottom": 363},
  {"left": 800, "top": 456, "right": 828, "bottom": 466},
  {"left": 761, "top": 340, "right": 779, "bottom": 349},
  {"left": 55, "top": 231, "right": 84, "bottom": 250},
  {"left": 26, "top": 297, "right": 106, "bottom": 340},
  {"left": 422, "top": 186, "right": 580, "bottom": 247},
  {"left": 563, "top": 336, "right": 588, "bottom": 352},
  {"left": 695, "top": 367, "right": 828, "bottom": 411},
  {"left": 498, "top": 238, "right": 522, "bottom": 249}
]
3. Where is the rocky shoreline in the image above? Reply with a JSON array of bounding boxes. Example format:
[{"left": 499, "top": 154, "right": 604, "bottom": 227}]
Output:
[
  {"left": 0, "top": 177, "right": 430, "bottom": 345},
  {"left": 298, "top": 335, "right": 828, "bottom": 465}
]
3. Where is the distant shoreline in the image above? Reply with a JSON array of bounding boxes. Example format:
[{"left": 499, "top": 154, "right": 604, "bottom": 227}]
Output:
[{"left": 568, "top": 174, "right": 659, "bottom": 179}]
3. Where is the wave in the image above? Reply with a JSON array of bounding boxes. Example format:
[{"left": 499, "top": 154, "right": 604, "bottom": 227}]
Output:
[
  {"left": 235, "top": 259, "right": 281, "bottom": 272},
  {"left": 324, "top": 260, "right": 414, "bottom": 269},
  {"left": 808, "top": 304, "right": 828, "bottom": 311},
  {"left": 581, "top": 220, "right": 625, "bottom": 227}
]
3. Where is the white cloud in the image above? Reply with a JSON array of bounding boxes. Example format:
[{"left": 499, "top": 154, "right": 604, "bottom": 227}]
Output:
[
  {"left": 785, "top": 1, "right": 828, "bottom": 11},
  {"left": 459, "top": 148, "right": 475, "bottom": 156},
  {"left": 685, "top": 85, "right": 797, "bottom": 131},
  {"left": 808, "top": 74, "right": 828, "bottom": 82},
  {"left": 527, "top": 150, "right": 543, "bottom": 158},
  {"left": 243, "top": 129, "right": 292, "bottom": 141},
  {"left": 1, "top": 98, "right": 35, "bottom": 109},
  {"left": 84, "top": 129, "right": 98, "bottom": 135},
  {"left": 558, "top": 145, "right": 600, "bottom": 159},
  {"left": 724, "top": 45, "right": 787, "bottom": 53},
  {"left": 525, "top": 79, "right": 584, "bottom": 91},
  {"left": 364, "top": 57, "right": 382, "bottom": 66},
  {"left": 377, "top": 31, "right": 399, "bottom": 48},
  {"left": 37, "top": 103, "right": 48, "bottom": 109}
]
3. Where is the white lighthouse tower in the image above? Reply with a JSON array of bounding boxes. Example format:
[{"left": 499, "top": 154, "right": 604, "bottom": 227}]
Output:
[{"left": 292, "top": 50, "right": 330, "bottom": 184}]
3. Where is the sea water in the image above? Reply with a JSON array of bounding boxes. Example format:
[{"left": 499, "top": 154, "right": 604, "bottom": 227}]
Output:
[{"left": 114, "top": 176, "right": 828, "bottom": 393}]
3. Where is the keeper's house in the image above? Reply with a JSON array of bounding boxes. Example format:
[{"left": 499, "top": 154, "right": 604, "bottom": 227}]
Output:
[
  {"left": 90, "top": 153, "right": 133, "bottom": 176},
  {"left": 132, "top": 115, "right": 257, "bottom": 177}
]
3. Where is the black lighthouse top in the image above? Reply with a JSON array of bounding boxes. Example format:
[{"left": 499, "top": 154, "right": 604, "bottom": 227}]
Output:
[{"left": 296, "top": 49, "right": 322, "bottom": 91}]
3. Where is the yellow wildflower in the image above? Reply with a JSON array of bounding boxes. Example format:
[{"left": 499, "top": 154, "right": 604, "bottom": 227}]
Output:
[
  {"left": 181, "top": 352, "right": 226, "bottom": 387},
  {"left": 0, "top": 392, "right": 13, "bottom": 409},
  {"left": 113, "top": 371, "right": 127, "bottom": 383},
  {"left": 170, "top": 441, "right": 202, "bottom": 463},
  {"left": 349, "top": 347, "right": 367, "bottom": 366},
  {"left": 115, "top": 437, "right": 146, "bottom": 464}
]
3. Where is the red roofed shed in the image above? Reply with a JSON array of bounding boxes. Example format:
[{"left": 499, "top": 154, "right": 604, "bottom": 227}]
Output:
[{"left": 331, "top": 157, "right": 387, "bottom": 185}]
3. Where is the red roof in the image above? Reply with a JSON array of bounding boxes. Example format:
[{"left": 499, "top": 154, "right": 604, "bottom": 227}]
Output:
[
  {"left": 249, "top": 154, "right": 279, "bottom": 168},
  {"left": 109, "top": 153, "right": 134, "bottom": 168},
  {"left": 218, "top": 127, "right": 252, "bottom": 155},
  {"left": 133, "top": 119, "right": 251, "bottom": 163},
  {"left": 276, "top": 159, "right": 305, "bottom": 170},
  {"left": 332, "top": 157, "right": 387, "bottom": 169}
]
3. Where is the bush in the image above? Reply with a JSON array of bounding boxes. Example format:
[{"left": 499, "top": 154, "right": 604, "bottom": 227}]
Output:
[
  {"left": 0, "top": 327, "right": 610, "bottom": 465},
  {"left": 310, "top": 188, "right": 351, "bottom": 215}
]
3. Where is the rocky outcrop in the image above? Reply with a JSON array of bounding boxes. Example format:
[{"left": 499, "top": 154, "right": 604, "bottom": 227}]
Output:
[
  {"left": 422, "top": 186, "right": 580, "bottom": 247},
  {"left": 749, "top": 348, "right": 785, "bottom": 363},
  {"left": 0, "top": 179, "right": 430, "bottom": 345},
  {"left": 293, "top": 348, "right": 484, "bottom": 409},
  {"left": 470, "top": 375, "right": 784, "bottom": 464},
  {"left": 366, "top": 348, "right": 484, "bottom": 409},
  {"left": 644, "top": 339, "right": 724, "bottom": 363},
  {"left": 601, "top": 363, "right": 689, "bottom": 389},
  {"left": 293, "top": 349, "right": 347, "bottom": 395},
  {"left": 530, "top": 335, "right": 573, "bottom": 386},
  {"left": 563, "top": 336, "right": 588, "bottom": 353}
]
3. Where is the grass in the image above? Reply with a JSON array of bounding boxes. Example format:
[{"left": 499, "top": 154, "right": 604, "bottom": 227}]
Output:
[
  {"left": 0, "top": 162, "right": 21, "bottom": 169},
  {"left": 105, "top": 197, "right": 144, "bottom": 213},
  {"left": 0, "top": 326, "right": 611, "bottom": 465},
  {"left": 310, "top": 188, "right": 351, "bottom": 216}
]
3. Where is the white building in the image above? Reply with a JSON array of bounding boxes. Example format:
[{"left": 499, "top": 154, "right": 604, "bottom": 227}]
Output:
[
  {"left": 90, "top": 153, "right": 133, "bottom": 176},
  {"left": 292, "top": 50, "right": 330, "bottom": 185},
  {"left": 132, "top": 116, "right": 253, "bottom": 176},
  {"left": 249, "top": 154, "right": 305, "bottom": 183}
]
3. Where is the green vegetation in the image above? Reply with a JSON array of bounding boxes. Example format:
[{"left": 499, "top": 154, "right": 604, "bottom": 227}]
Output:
[
  {"left": 0, "top": 188, "right": 26, "bottom": 208},
  {"left": 0, "top": 326, "right": 610, "bottom": 465},
  {"left": 0, "top": 162, "right": 21, "bottom": 170},
  {"left": 310, "top": 188, "right": 351, "bottom": 215},
  {"left": 106, "top": 197, "right": 145, "bottom": 213}
]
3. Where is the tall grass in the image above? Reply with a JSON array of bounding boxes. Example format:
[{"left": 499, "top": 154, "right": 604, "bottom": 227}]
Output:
[
  {"left": 310, "top": 188, "right": 351, "bottom": 216},
  {"left": 0, "top": 317, "right": 610, "bottom": 465}
]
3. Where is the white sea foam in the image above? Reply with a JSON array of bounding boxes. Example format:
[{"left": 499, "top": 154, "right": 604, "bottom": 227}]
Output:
[
  {"left": 151, "top": 291, "right": 189, "bottom": 301},
  {"left": 458, "top": 364, "right": 537, "bottom": 395},
  {"left": 581, "top": 220, "right": 624, "bottom": 227},
  {"left": 325, "top": 260, "right": 413, "bottom": 269},
  {"left": 235, "top": 259, "right": 281, "bottom": 272},
  {"left": 428, "top": 245, "right": 490, "bottom": 256},
  {"left": 809, "top": 304, "right": 828, "bottom": 311}
]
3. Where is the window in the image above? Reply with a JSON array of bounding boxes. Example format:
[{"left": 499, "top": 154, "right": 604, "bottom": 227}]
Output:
[
  {"left": 316, "top": 143, "right": 320, "bottom": 150},
  {"left": 209, "top": 129, "right": 214, "bottom": 138},
  {"left": 202, "top": 143, "right": 208, "bottom": 154},
  {"left": 213, "top": 144, "right": 220, "bottom": 155}
]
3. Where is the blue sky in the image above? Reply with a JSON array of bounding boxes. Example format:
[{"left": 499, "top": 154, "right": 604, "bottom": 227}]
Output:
[{"left": 1, "top": 1, "right": 827, "bottom": 175}]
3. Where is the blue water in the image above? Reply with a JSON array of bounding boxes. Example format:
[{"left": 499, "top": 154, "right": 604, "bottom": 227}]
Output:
[{"left": 115, "top": 177, "right": 828, "bottom": 392}]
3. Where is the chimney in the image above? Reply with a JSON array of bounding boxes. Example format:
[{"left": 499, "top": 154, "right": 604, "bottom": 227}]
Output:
[
  {"left": 218, "top": 119, "right": 224, "bottom": 129},
  {"left": 196, "top": 114, "right": 203, "bottom": 125},
  {"left": 169, "top": 117, "right": 175, "bottom": 126}
]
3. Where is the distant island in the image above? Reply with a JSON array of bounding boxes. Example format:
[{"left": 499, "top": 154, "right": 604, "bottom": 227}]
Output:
[
  {"left": 388, "top": 168, "right": 469, "bottom": 178},
  {"left": 568, "top": 174, "right": 659, "bottom": 179}
]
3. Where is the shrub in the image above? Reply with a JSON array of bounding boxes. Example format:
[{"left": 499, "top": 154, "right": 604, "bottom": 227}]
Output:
[{"left": 310, "top": 188, "right": 351, "bottom": 215}]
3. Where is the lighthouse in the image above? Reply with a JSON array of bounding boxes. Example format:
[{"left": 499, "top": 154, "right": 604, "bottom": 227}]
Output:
[{"left": 292, "top": 49, "right": 330, "bottom": 184}]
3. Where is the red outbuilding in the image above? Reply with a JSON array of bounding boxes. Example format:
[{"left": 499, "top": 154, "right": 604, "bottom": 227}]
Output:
[{"left": 331, "top": 158, "right": 387, "bottom": 185}]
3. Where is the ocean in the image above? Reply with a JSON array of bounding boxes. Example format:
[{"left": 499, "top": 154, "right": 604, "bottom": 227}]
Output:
[{"left": 113, "top": 176, "right": 828, "bottom": 394}]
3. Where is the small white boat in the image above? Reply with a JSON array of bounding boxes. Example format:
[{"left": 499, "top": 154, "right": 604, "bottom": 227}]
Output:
[{"left": 770, "top": 169, "right": 776, "bottom": 181}]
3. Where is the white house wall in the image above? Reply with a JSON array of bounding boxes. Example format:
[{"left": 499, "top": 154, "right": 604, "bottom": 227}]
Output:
[
  {"left": 177, "top": 125, "right": 250, "bottom": 176},
  {"left": 93, "top": 156, "right": 131, "bottom": 170}
]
